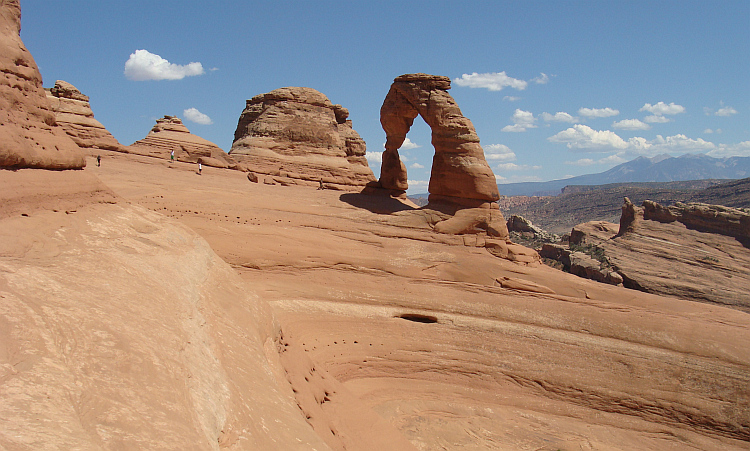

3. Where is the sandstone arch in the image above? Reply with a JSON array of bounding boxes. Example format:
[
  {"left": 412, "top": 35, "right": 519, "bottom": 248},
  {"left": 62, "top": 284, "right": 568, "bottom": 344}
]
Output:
[{"left": 379, "top": 74, "right": 499, "bottom": 207}]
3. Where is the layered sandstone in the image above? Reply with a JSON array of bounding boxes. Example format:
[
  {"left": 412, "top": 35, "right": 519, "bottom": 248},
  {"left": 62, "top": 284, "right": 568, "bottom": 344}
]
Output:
[
  {"left": 45, "top": 80, "right": 126, "bottom": 153},
  {"left": 568, "top": 199, "right": 750, "bottom": 310},
  {"left": 0, "top": 0, "right": 84, "bottom": 169},
  {"left": 378, "top": 73, "right": 499, "bottom": 206},
  {"left": 229, "top": 87, "right": 376, "bottom": 189},
  {"left": 130, "top": 115, "right": 237, "bottom": 168}
]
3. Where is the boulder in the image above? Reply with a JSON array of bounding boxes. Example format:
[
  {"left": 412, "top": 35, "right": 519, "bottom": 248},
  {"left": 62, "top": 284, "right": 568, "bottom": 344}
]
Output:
[
  {"left": 507, "top": 214, "right": 559, "bottom": 242},
  {"left": 45, "top": 80, "right": 126, "bottom": 153},
  {"left": 130, "top": 116, "right": 237, "bottom": 168},
  {"left": 229, "top": 87, "right": 376, "bottom": 189},
  {"left": 0, "top": 1, "right": 85, "bottom": 169},
  {"left": 378, "top": 74, "right": 499, "bottom": 206}
]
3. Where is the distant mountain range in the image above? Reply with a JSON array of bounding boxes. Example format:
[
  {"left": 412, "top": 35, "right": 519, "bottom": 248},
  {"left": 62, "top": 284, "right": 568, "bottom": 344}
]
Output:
[{"left": 497, "top": 154, "right": 750, "bottom": 197}]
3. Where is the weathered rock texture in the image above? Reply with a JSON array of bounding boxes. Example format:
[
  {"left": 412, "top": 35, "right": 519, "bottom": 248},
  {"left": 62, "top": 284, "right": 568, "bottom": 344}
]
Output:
[
  {"left": 379, "top": 74, "right": 499, "bottom": 206},
  {"left": 0, "top": 0, "right": 85, "bottom": 169},
  {"left": 229, "top": 87, "right": 376, "bottom": 189},
  {"left": 45, "top": 80, "right": 126, "bottom": 153},
  {"left": 130, "top": 115, "right": 237, "bottom": 168},
  {"left": 570, "top": 199, "right": 750, "bottom": 310}
]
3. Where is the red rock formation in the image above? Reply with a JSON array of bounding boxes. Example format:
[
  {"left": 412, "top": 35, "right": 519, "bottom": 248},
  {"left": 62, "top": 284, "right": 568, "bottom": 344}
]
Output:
[
  {"left": 0, "top": 0, "right": 85, "bottom": 169},
  {"left": 130, "top": 116, "right": 237, "bottom": 168},
  {"left": 379, "top": 74, "right": 499, "bottom": 207},
  {"left": 45, "top": 80, "right": 126, "bottom": 153},
  {"left": 229, "top": 87, "right": 376, "bottom": 189}
]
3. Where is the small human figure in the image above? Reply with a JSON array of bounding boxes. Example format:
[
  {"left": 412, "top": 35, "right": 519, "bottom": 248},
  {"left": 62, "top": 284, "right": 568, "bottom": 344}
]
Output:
[
  {"left": 170, "top": 149, "right": 175, "bottom": 163},
  {"left": 96, "top": 155, "right": 101, "bottom": 167},
  {"left": 317, "top": 179, "right": 324, "bottom": 190},
  {"left": 198, "top": 162, "right": 202, "bottom": 175}
]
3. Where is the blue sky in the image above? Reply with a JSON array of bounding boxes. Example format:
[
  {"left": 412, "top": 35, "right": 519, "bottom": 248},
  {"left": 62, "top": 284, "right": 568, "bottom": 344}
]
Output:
[{"left": 21, "top": 1, "right": 749, "bottom": 193}]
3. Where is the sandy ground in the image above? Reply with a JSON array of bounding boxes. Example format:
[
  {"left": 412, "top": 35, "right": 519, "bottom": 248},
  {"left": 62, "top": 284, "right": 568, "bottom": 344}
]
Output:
[{"left": 76, "top": 151, "right": 750, "bottom": 450}]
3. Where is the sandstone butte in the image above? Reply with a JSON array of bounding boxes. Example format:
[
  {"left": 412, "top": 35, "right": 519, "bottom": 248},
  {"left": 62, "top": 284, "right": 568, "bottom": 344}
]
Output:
[
  {"left": 0, "top": 1, "right": 84, "bottom": 169},
  {"left": 45, "top": 80, "right": 127, "bottom": 154},
  {"left": 229, "top": 86, "right": 377, "bottom": 190},
  {"left": 2, "top": 4, "right": 750, "bottom": 451},
  {"left": 129, "top": 115, "right": 239, "bottom": 169}
]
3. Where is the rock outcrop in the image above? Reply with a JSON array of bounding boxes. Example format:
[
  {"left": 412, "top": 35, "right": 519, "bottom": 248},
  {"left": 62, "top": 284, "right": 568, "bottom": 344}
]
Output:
[
  {"left": 0, "top": 0, "right": 85, "bottom": 169},
  {"left": 45, "top": 80, "right": 126, "bottom": 153},
  {"left": 378, "top": 74, "right": 499, "bottom": 207},
  {"left": 229, "top": 87, "right": 376, "bottom": 189},
  {"left": 560, "top": 199, "right": 750, "bottom": 310},
  {"left": 129, "top": 116, "right": 237, "bottom": 168}
]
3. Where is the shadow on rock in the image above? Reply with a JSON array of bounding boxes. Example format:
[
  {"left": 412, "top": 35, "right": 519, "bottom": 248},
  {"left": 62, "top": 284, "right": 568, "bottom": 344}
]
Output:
[{"left": 339, "top": 193, "right": 416, "bottom": 215}]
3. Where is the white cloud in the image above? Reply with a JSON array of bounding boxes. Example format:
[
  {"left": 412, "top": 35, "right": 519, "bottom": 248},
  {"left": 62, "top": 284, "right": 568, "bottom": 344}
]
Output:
[
  {"left": 496, "top": 162, "right": 542, "bottom": 171},
  {"left": 715, "top": 106, "right": 738, "bottom": 116},
  {"left": 644, "top": 115, "right": 671, "bottom": 123},
  {"left": 454, "top": 72, "right": 528, "bottom": 91},
  {"left": 502, "top": 109, "right": 537, "bottom": 132},
  {"left": 548, "top": 124, "right": 628, "bottom": 150},
  {"left": 704, "top": 128, "right": 722, "bottom": 134},
  {"left": 365, "top": 151, "right": 383, "bottom": 164},
  {"left": 598, "top": 154, "right": 628, "bottom": 165},
  {"left": 483, "top": 144, "right": 516, "bottom": 161},
  {"left": 639, "top": 102, "right": 685, "bottom": 116},
  {"left": 495, "top": 174, "right": 507, "bottom": 182},
  {"left": 410, "top": 162, "right": 424, "bottom": 169},
  {"left": 613, "top": 118, "right": 650, "bottom": 130},
  {"left": 707, "top": 141, "right": 750, "bottom": 158},
  {"left": 183, "top": 108, "right": 213, "bottom": 125},
  {"left": 400, "top": 137, "right": 420, "bottom": 150},
  {"left": 550, "top": 125, "right": 718, "bottom": 157},
  {"left": 497, "top": 175, "right": 542, "bottom": 184},
  {"left": 532, "top": 73, "right": 550, "bottom": 84},
  {"left": 541, "top": 112, "right": 578, "bottom": 123},
  {"left": 503, "top": 96, "right": 521, "bottom": 102},
  {"left": 124, "top": 49, "right": 204, "bottom": 81},
  {"left": 578, "top": 107, "right": 620, "bottom": 118},
  {"left": 407, "top": 180, "right": 430, "bottom": 188}
]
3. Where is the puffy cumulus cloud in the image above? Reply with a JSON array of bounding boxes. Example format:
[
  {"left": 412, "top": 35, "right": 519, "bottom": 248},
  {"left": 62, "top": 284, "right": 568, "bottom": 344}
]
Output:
[
  {"left": 503, "top": 96, "right": 521, "bottom": 102},
  {"left": 639, "top": 102, "right": 685, "bottom": 116},
  {"left": 613, "top": 118, "right": 650, "bottom": 130},
  {"left": 501, "top": 109, "right": 537, "bottom": 132},
  {"left": 541, "top": 111, "right": 578, "bottom": 123},
  {"left": 548, "top": 124, "right": 629, "bottom": 150},
  {"left": 550, "top": 125, "right": 718, "bottom": 156},
  {"left": 565, "top": 158, "right": 596, "bottom": 166},
  {"left": 183, "top": 108, "right": 213, "bottom": 125},
  {"left": 410, "top": 162, "right": 424, "bottom": 169},
  {"left": 707, "top": 141, "right": 750, "bottom": 158},
  {"left": 715, "top": 106, "right": 738, "bottom": 117},
  {"left": 532, "top": 73, "right": 550, "bottom": 84},
  {"left": 578, "top": 107, "right": 620, "bottom": 118},
  {"left": 644, "top": 114, "right": 671, "bottom": 123},
  {"left": 407, "top": 180, "right": 430, "bottom": 190},
  {"left": 365, "top": 151, "right": 383, "bottom": 164},
  {"left": 454, "top": 72, "right": 528, "bottom": 91},
  {"left": 496, "top": 162, "right": 542, "bottom": 171},
  {"left": 495, "top": 174, "right": 508, "bottom": 182},
  {"left": 124, "top": 49, "right": 204, "bottom": 81},
  {"left": 400, "top": 137, "right": 420, "bottom": 150},
  {"left": 704, "top": 128, "right": 722, "bottom": 134},
  {"left": 483, "top": 144, "right": 516, "bottom": 161}
]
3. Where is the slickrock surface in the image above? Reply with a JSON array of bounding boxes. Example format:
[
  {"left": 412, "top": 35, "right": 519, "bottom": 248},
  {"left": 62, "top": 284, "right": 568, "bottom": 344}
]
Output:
[
  {"left": 571, "top": 198, "right": 750, "bottom": 310},
  {"left": 379, "top": 74, "right": 499, "bottom": 206},
  {"left": 45, "top": 80, "right": 126, "bottom": 153},
  {"left": 130, "top": 115, "right": 238, "bottom": 169},
  {"left": 230, "top": 87, "right": 376, "bottom": 190},
  {"left": 64, "top": 149, "right": 749, "bottom": 450},
  {"left": 0, "top": 0, "right": 84, "bottom": 169}
]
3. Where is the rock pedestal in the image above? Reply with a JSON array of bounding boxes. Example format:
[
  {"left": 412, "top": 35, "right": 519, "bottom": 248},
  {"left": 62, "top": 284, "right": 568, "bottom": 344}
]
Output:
[
  {"left": 45, "top": 80, "right": 126, "bottom": 153},
  {"left": 0, "top": 0, "right": 85, "bottom": 169},
  {"left": 130, "top": 116, "right": 237, "bottom": 168},
  {"left": 229, "top": 87, "right": 376, "bottom": 189},
  {"left": 379, "top": 74, "right": 499, "bottom": 207}
]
